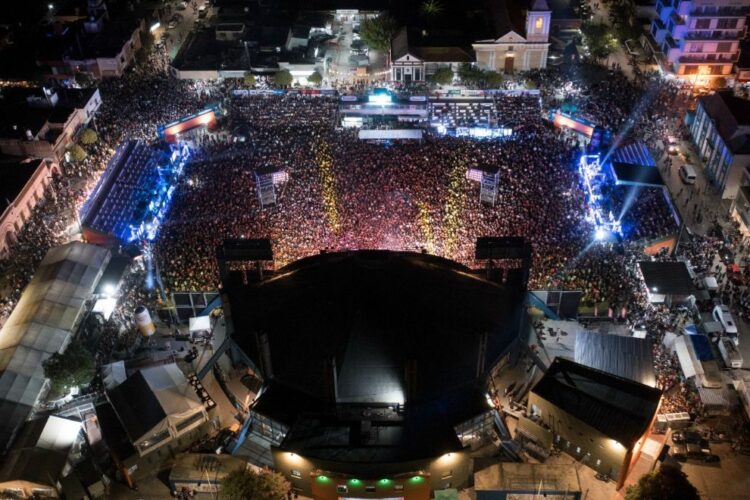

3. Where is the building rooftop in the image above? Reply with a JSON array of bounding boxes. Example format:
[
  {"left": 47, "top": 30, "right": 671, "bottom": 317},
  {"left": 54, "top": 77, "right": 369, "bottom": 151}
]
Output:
[
  {"left": 475, "top": 462, "right": 581, "bottom": 493},
  {"left": 391, "top": 26, "right": 473, "bottom": 62},
  {"left": 638, "top": 261, "right": 696, "bottom": 296},
  {"left": 531, "top": 358, "right": 662, "bottom": 447},
  {"left": 699, "top": 92, "right": 750, "bottom": 155},
  {"left": 0, "top": 158, "right": 42, "bottom": 212},
  {"left": 227, "top": 249, "right": 526, "bottom": 463},
  {"left": 574, "top": 330, "right": 656, "bottom": 387}
]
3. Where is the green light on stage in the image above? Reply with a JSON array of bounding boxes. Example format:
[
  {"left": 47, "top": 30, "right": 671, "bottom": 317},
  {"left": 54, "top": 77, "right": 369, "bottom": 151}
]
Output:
[
  {"left": 409, "top": 476, "right": 424, "bottom": 484},
  {"left": 348, "top": 478, "right": 361, "bottom": 486},
  {"left": 316, "top": 475, "right": 331, "bottom": 483},
  {"left": 379, "top": 478, "right": 393, "bottom": 486}
]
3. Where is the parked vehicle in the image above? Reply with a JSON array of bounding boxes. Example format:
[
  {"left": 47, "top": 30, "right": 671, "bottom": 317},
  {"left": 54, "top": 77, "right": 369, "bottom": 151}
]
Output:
[
  {"left": 713, "top": 304, "right": 739, "bottom": 344},
  {"left": 679, "top": 164, "right": 697, "bottom": 184}
]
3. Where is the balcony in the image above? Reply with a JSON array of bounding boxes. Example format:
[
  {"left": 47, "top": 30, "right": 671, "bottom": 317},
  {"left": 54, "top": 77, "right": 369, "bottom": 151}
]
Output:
[
  {"left": 690, "top": 6, "right": 750, "bottom": 17},
  {"left": 679, "top": 53, "right": 739, "bottom": 63},
  {"left": 669, "top": 10, "right": 685, "bottom": 25},
  {"left": 685, "top": 30, "right": 744, "bottom": 40}
]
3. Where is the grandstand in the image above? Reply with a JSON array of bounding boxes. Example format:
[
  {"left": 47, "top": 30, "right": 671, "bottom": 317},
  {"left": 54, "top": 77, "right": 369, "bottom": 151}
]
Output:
[{"left": 80, "top": 140, "right": 188, "bottom": 246}]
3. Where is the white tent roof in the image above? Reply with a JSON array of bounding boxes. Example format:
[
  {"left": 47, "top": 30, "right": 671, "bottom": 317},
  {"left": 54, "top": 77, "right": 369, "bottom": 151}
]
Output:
[
  {"left": 189, "top": 315, "right": 211, "bottom": 333},
  {"left": 101, "top": 361, "right": 127, "bottom": 390},
  {"left": 142, "top": 364, "right": 204, "bottom": 418},
  {"left": 673, "top": 336, "right": 702, "bottom": 379},
  {"left": 0, "top": 243, "right": 110, "bottom": 449}
]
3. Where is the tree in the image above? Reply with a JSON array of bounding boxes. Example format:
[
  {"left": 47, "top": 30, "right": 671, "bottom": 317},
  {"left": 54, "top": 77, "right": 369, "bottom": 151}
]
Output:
[
  {"left": 43, "top": 339, "right": 95, "bottom": 394},
  {"left": 430, "top": 67, "right": 454, "bottom": 86},
  {"left": 221, "top": 468, "right": 289, "bottom": 500},
  {"left": 66, "top": 144, "right": 87, "bottom": 163},
  {"left": 308, "top": 71, "right": 323, "bottom": 86},
  {"left": 244, "top": 73, "right": 256, "bottom": 87},
  {"left": 420, "top": 0, "right": 444, "bottom": 17},
  {"left": 581, "top": 22, "right": 618, "bottom": 60},
  {"left": 483, "top": 70, "right": 503, "bottom": 88},
  {"left": 625, "top": 465, "right": 699, "bottom": 500},
  {"left": 74, "top": 71, "right": 92, "bottom": 87},
  {"left": 139, "top": 29, "right": 154, "bottom": 52},
  {"left": 79, "top": 128, "right": 98, "bottom": 145},
  {"left": 359, "top": 14, "right": 398, "bottom": 52},
  {"left": 457, "top": 63, "right": 484, "bottom": 84},
  {"left": 273, "top": 69, "right": 293, "bottom": 88}
]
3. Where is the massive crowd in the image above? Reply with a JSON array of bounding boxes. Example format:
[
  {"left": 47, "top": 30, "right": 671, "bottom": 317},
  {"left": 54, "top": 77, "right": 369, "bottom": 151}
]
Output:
[{"left": 0, "top": 52, "right": 735, "bottom": 423}]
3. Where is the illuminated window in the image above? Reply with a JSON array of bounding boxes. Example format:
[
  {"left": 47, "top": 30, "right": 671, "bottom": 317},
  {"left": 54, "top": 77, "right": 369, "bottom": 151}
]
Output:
[
  {"left": 291, "top": 470, "right": 301, "bottom": 478},
  {"left": 535, "top": 17, "right": 544, "bottom": 30}
]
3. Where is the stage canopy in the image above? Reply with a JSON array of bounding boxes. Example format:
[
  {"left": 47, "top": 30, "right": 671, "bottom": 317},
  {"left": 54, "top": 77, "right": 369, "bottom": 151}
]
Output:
[
  {"left": 609, "top": 143, "right": 664, "bottom": 187},
  {"left": 0, "top": 243, "right": 109, "bottom": 449}
]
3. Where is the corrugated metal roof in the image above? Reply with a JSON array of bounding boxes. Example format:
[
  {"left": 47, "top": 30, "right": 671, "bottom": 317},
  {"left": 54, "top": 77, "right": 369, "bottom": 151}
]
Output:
[{"left": 574, "top": 331, "right": 656, "bottom": 387}]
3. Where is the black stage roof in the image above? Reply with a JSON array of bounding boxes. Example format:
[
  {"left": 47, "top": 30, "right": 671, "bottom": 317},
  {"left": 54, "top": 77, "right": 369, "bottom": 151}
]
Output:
[
  {"left": 532, "top": 358, "right": 662, "bottom": 448},
  {"left": 638, "top": 261, "right": 696, "bottom": 296},
  {"left": 226, "top": 250, "right": 526, "bottom": 463}
]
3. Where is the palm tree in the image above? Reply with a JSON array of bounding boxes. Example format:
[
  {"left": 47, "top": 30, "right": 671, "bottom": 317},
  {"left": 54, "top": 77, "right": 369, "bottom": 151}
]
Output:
[{"left": 421, "top": 0, "right": 444, "bottom": 17}]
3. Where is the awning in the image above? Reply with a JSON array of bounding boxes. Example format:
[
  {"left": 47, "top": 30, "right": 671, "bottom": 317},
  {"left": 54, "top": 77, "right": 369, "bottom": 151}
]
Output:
[{"left": 673, "top": 336, "right": 697, "bottom": 379}]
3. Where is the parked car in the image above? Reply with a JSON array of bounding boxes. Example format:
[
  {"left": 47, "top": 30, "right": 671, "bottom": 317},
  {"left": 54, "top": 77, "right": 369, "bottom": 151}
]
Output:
[
  {"left": 667, "top": 135, "right": 680, "bottom": 155},
  {"left": 679, "top": 164, "right": 697, "bottom": 184},
  {"left": 713, "top": 304, "right": 739, "bottom": 342}
]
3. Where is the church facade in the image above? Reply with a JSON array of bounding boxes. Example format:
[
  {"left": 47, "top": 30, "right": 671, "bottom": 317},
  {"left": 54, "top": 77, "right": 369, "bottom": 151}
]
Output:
[{"left": 472, "top": 0, "right": 551, "bottom": 73}]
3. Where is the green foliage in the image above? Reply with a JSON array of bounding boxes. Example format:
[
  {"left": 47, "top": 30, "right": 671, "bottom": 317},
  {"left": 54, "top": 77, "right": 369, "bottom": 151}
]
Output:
[
  {"left": 140, "top": 29, "right": 155, "bottom": 52},
  {"left": 359, "top": 14, "right": 398, "bottom": 51},
  {"left": 79, "top": 128, "right": 98, "bottom": 145},
  {"left": 483, "top": 70, "right": 503, "bottom": 88},
  {"left": 420, "top": 0, "right": 444, "bottom": 16},
  {"left": 273, "top": 69, "right": 293, "bottom": 88},
  {"left": 66, "top": 144, "right": 87, "bottom": 163},
  {"left": 74, "top": 72, "right": 92, "bottom": 87},
  {"left": 308, "top": 71, "right": 323, "bottom": 85},
  {"left": 625, "top": 465, "right": 699, "bottom": 500},
  {"left": 220, "top": 468, "right": 289, "bottom": 500},
  {"left": 609, "top": 0, "right": 641, "bottom": 41},
  {"left": 244, "top": 73, "right": 256, "bottom": 87},
  {"left": 457, "top": 63, "right": 484, "bottom": 84},
  {"left": 430, "top": 66, "right": 454, "bottom": 85},
  {"left": 43, "top": 339, "right": 95, "bottom": 394},
  {"left": 581, "top": 22, "right": 618, "bottom": 60}
]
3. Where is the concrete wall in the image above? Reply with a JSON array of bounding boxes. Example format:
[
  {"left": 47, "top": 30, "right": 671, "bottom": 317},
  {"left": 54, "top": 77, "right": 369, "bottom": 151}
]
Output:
[{"left": 527, "top": 392, "right": 628, "bottom": 479}]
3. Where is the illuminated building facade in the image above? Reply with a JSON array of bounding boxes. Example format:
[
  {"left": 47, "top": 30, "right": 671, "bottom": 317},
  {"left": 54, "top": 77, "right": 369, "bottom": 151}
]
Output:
[{"left": 650, "top": 0, "right": 750, "bottom": 83}]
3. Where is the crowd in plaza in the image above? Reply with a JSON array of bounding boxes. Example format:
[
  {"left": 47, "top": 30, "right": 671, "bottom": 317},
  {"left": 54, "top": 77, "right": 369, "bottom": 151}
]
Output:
[{"left": 0, "top": 52, "right": 737, "bottom": 423}]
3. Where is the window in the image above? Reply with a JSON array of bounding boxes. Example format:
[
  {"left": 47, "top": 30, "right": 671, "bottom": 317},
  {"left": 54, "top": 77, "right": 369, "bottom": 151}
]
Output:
[
  {"left": 683, "top": 65, "right": 699, "bottom": 75},
  {"left": 596, "top": 459, "right": 602, "bottom": 466},
  {"left": 508, "top": 46, "right": 514, "bottom": 52},
  {"left": 575, "top": 446, "right": 581, "bottom": 453},
  {"left": 696, "top": 19, "right": 710, "bottom": 29},
  {"left": 717, "top": 18, "right": 738, "bottom": 29},
  {"left": 394, "top": 485, "right": 404, "bottom": 491},
  {"left": 290, "top": 470, "right": 301, "bottom": 479},
  {"left": 336, "top": 485, "right": 348, "bottom": 493},
  {"left": 535, "top": 17, "right": 544, "bottom": 30},
  {"left": 365, "top": 486, "right": 376, "bottom": 492},
  {"left": 717, "top": 42, "right": 732, "bottom": 52},
  {"left": 441, "top": 471, "right": 453, "bottom": 480},
  {"left": 689, "top": 43, "right": 703, "bottom": 53}
]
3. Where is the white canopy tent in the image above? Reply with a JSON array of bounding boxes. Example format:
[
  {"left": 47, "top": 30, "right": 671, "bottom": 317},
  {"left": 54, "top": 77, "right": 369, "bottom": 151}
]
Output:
[{"left": 0, "top": 243, "right": 110, "bottom": 450}]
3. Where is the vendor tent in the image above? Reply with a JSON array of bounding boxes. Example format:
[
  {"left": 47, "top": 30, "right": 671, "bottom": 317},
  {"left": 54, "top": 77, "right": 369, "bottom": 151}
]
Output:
[{"left": 0, "top": 243, "right": 110, "bottom": 450}]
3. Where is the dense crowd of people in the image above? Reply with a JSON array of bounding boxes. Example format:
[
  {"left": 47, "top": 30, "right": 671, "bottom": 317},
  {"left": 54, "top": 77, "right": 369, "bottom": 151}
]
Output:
[{"left": 0, "top": 51, "right": 738, "bottom": 424}]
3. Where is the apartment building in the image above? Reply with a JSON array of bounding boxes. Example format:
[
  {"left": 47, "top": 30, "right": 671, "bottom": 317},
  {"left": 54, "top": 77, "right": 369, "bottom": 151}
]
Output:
[{"left": 651, "top": 0, "right": 750, "bottom": 83}]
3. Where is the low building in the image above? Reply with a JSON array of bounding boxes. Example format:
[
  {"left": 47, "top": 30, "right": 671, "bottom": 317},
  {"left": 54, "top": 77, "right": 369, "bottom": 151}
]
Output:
[
  {"left": 0, "top": 415, "right": 82, "bottom": 498},
  {"left": 475, "top": 463, "right": 582, "bottom": 500},
  {"left": 37, "top": 2, "right": 143, "bottom": 81},
  {"left": 473, "top": 0, "right": 552, "bottom": 73},
  {"left": 0, "top": 157, "right": 61, "bottom": 256},
  {"left": 0, "top": 243, "right": 110, "bottom": 451},
  {"left": 574, "top": 330, "right": 657, "bottom": 387},
  {"left": 0, "top": 86, "right": 102, "bottom": 161},
  {"left": 390, "top": 27, "right": 473, "bottom": 83},
  {"left": 106, "top": 363, "right": 209, "bottom": 457},
  {"left": 528, "top": 358, "right": 662, "bottom": 490},
  {"left": 689, "top": 91, "right": 750, "bottom": 200}
]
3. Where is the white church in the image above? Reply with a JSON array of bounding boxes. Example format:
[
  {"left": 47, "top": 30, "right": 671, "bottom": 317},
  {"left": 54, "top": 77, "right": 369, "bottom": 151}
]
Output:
[{"left": 472, "top": 0, "right": 551, "bottom": 73}]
